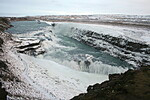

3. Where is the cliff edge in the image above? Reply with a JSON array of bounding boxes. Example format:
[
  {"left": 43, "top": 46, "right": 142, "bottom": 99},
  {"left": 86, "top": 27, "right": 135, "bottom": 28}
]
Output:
[{"left": 71, "top": 66, "right": 150, "bottom": 100}]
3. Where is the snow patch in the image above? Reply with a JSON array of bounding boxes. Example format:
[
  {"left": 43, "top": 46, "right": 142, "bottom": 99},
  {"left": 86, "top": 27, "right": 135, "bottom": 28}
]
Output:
[{"left": 20, "top": 54, "right": 108, "bottom": 99}]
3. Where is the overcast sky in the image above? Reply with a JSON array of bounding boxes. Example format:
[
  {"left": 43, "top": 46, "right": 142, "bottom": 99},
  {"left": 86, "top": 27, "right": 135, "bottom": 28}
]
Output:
[{"left": 0, "top": 0, "right": 150, "bottom": 16}]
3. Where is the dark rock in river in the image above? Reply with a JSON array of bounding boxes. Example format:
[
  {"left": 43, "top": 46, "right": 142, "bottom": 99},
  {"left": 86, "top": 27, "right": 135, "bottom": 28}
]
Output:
[
  {"left": 71, "top": 66, "right": 150, "bottom": 100},
  {"left": 51, "top": 23, "right": 56, "bottom": 27}
]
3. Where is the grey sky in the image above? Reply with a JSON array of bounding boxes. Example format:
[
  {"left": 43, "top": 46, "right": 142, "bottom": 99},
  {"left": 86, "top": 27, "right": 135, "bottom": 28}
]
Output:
[{"left": 0, "top": 0, "right": 150, "bottom": 16}]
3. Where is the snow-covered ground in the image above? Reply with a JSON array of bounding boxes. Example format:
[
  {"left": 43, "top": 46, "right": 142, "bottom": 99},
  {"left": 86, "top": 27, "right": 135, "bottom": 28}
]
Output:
[
  {"left": 20, "top": 54, "right": 108, "bottom": 99},
  {"left": 92, "top": 24, "right": 150, "bottom": 44}
]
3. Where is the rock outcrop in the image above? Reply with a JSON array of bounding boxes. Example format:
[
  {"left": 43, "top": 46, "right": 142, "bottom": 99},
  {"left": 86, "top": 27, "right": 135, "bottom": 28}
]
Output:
[
  {"left": 0, "top": 17, "right": 13, "bottom": 32},
  {"left": 15, "top": 38, "right": 45, "bottom": 56},
  {"left": 71, "top": 66, "right": 150, "bottom": 100},
  {"left": 72, "top": 28, "right": 150, "bottom": 67}
]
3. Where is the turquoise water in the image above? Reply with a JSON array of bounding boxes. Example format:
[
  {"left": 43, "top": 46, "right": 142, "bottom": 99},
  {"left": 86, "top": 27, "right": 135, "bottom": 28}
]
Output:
[{"left": 7, "top": 21, "right": 49, "bottom": 34}]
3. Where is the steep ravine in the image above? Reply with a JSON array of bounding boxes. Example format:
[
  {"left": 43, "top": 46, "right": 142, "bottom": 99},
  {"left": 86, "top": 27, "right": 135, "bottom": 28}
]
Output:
[{"left": 0, "top": 18, "right": 150, "bottom": 100}]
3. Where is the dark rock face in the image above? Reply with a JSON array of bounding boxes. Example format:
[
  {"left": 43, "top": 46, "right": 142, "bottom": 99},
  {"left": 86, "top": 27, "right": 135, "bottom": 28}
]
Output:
[
  {"left": 0, "top": 37, "right": 4, "bottom": 47},
  {"left": 0, "top": 37, "right": 4, "bottom": 52},
  {"left": 72, "top": 28, "right": 150, "bottom": 67},
  {"left": 0, "top": 60, "right": 9, "bottom": 100},
  {"left": 71, "top": 67, "right": 150, "bottom": 100},
  {"left": 0, "top": 17, "right": 12, "bottom": 32},
  {"left": 0, "top": 60, "right": 8, "bottom": 70},
  {"left": 0, "top": 82, "right": 8, "bottom": 100},
  {"left": 0, "top": 60, "right": 20, "bottom": 100}
]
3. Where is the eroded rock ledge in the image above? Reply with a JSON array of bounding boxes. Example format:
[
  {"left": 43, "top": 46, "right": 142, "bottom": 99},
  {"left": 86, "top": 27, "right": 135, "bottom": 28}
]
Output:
[
  {"left": 14, "top": 38, "right": 45, "bottom": 56},
  {"left": 71, "top": 66, "right": 150, "bottom": 100}
]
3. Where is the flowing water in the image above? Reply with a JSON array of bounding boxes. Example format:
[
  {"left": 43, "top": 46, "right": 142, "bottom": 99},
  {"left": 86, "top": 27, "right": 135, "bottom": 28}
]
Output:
[{"left": 7, "top": 21, "right": 133, "bottom": 75}]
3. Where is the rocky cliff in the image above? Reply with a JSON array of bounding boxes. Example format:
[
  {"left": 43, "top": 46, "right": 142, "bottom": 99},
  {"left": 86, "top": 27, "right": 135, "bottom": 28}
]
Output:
[{"left": 0, "top": 17, "right": 11, "bottom": 100}]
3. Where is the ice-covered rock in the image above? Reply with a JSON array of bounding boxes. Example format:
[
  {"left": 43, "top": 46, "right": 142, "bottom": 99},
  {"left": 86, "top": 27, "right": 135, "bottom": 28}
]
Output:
[
  {"left": 71, "top": 28, "right": 150, "bottom": 67},
  {"left": 14, "top": 38, "right": 45, "bottom": 56}
]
